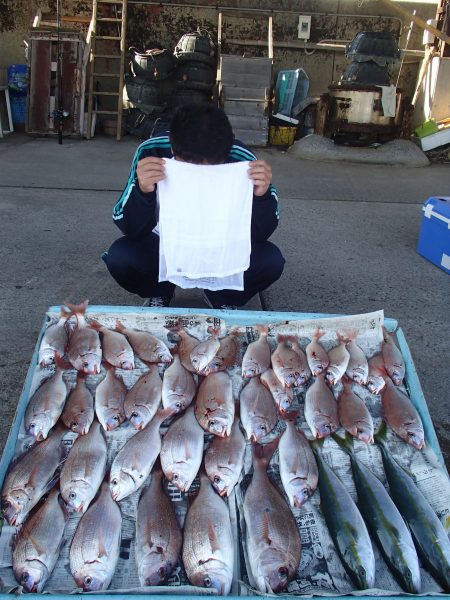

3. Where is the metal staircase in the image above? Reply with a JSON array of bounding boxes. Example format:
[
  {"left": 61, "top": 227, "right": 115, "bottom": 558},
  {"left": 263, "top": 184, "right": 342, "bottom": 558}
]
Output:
[{"left": 86, "top": 0, "right": 127, "bottom": 140}]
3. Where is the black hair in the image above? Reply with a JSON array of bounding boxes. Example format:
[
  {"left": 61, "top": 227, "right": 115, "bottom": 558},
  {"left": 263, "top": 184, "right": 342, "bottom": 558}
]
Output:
[{"left": 169, "top": 104, "right": 234, "bottom": 164}]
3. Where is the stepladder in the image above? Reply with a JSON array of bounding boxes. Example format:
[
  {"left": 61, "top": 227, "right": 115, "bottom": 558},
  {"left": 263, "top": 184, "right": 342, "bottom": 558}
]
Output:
[{"left": 86, "top": 0, "right": 127, "bottom": 140}]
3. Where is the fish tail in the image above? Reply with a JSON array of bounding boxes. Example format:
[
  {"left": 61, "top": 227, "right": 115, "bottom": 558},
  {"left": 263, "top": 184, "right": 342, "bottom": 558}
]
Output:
[
  {"left": 206, "top": 326, "right": 221, "bottom": 337},
  {"left": 167, "top": 318, "right": 185, "bottom": 334},
  {"left": 336, "top": 331, "right": 349, "bottom": 344},
  {"left": 89, "top": 319, "right": 102, "bottom": 332},
  {"left": 115, "top": 319, "right": 125, "bottom": 333},
  {"left": 63, "top": 299, "right": 89, "bottom": 316},
  {"left": 60, "top": 306, "right": 72, "bottom": 321},
  {"left": 255, "top": 324, "right": 270, "bottom": 337},
  {"left": 251, "top": 437, "right": 279, "bottom": 468},
  {"left": 343, "top": 328, "right": 358, "bottom": 341},
  {"left": 331, "top": 432, "right": 354, "bottom": 455},
  {"left": 374, "top": 421, "right": 388, "bottom": 446},
  {"left": 282, "top": 409, "right": 300, "bottom": 423},
  {"left": 314, "top": 327, "right": 326, "bottom": 339}
]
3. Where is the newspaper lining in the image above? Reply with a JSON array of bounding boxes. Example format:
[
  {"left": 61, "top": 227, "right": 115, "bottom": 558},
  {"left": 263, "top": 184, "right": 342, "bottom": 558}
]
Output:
[{"left": 0, "top": 308, "right": 449, "bottom": 597}]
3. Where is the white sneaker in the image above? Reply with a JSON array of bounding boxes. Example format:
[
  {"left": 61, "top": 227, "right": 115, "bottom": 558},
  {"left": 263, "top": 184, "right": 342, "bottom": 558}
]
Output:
[{"left": 143, "top": 296, "right": 172, "bottom": 308}]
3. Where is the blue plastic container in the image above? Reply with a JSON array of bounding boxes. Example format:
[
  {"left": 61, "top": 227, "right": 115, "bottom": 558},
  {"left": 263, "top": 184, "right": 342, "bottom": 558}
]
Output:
[
  {"left": 417, "top": 197, "right": 450, "bottom": 275},
  {"left": 9, "top": 94, "right": 26, "bottom": 125},
  {"left": 274, "top": 68, "right": 309, "bottom": 117},
  {"left": 7, "top": 64, "right": 28, "bottom": 95}
]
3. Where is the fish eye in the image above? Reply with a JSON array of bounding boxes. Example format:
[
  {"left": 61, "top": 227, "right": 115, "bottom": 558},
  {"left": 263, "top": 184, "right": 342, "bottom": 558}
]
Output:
[
  {"left": 176, "top": 402, "right": 182, "bottom": 409},
  {"left": 70, "top": 422, "right": 78, "bottom": 429},
  {"left": 113, "top": 415, "right": 120, "bottom": 422},
  {"left": 204, "top": 576, "right": 212, "bottom": 587},
  {"left": 278, "top": 566, "right": 288, "bottom": 579},
  {"left": 21, "top": 573, "right": 29, "bottom": 583},
  {"left": 259, "top": 424, "right": 267, "bottom": 431},
  {"left": 84, "top": 576, "right": 92, "bottom": 585},
  {"left": 83, "top": 361, "right": 89, "bottom": 368},
  {"left": 173, "top": 474, "right": 179, "bottom": 481},
  {"left": 213, "top": 475, "right": 221, "bottom": 484},
  {"left": 111, "top": 478, "right": 118, "bottom": 486},
  {"left": 69, "top": 492, "right": 77, "bottom": 500},
  {"left": 302, "top": 489, "right": 309, "bottom": 498},
  {"left": 156, "top": 546, "right": 164, "bottom": 554},
  {"left": 30, "top": 423, "right": 35, "bottom": 429},
  {"left": 208, "top": 420, "right": 216, "bottom": 427},
  {"left": 130, "top": 411, "right": 138, "bottom": 418}
]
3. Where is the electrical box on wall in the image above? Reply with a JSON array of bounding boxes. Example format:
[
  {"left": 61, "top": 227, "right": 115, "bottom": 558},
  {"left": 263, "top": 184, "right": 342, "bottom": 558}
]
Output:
[{"left": 298, "top": 15, "right": 311, "bottom": 40}]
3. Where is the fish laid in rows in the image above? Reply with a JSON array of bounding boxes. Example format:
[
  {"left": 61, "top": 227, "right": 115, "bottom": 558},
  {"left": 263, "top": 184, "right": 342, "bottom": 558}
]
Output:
[
  {"left": 115, "top": 320, "right": 172, "bottom": 364},
  {"left": 60, "top": 420, "right": 107, "bottom": 513},
  {"left": 260, "top": 368, "right": 294, "bottom": 414},
  {"left": 205, "top": 414, "right": 246, "bottom": 496},
  {"left": 65, "top": 300, "right": 102, "bottom": 375},
  {"left": 70, "top": 481, "right": 122, "bottom": 592},
  {"left": 160, "top": 405, "right": 204, "bottom": 492},
  {"left": 61, "top": 372, "right": 94, "bottom": 434},
  {"left": 195, "top": 371, "right": 234, "bottom": 437},
  {"left": 279, "top": 413, "right": 318, "bottom": 508},
  {"left": 162, "top": 348, "right": 196, "bottom": 414},
  {"left": 94, "top": 363, "right": 126, "bottom": 432},
  {"left": 334, "top": 433, "right": 421, "bottom": 593},
  {"left": 168, "top": 319, "right": 199, "bottom": 372},
  {"left": 381, "top": 377, "right": 425, "bottom": 450},
  {"left": 304, "top": 373, "right": 339, "bottom": 439},
  {"left": 271, "top": 335, "right": 310, "bottom": 387},
  {"left": 367, "top": 354, "right": 387, "bottom": 395},
  {"left": 337, "top": 377, "right": 374, "bottom": 444},
  {"left": 38, "top": 307, "right": 72, "bottom": 367},
  {"left": 199, "top": 330, "right": 240, "bottom": 376},
  {"left": 241, "top": 325, "right": 271, "bottom": 378},
  {"left": 381, "top": 327, "right": 405, "bottom": 385},
  {"left": 12, "top": 489, "right": 68, "bottom": 593},
  {"left": 376, "top": 427, "right": 450, "bottom": 592},
  {"left": 1, "top": 424, "right": 68, "bottom": 526},
  {"left": 90, "top": 320, "right": 134, "bottom": 370},
  {"left": 344, "top": 329, "right": 368, "bottom": 385},
  {"left": 124, "top": 365, "right": 162, "bottom": 430},
  {"left": 190, "top": 326, "right": 220, "bottom": 374},
  {"left": 244, "top": 438, "right": 301, "bottom": 594},
  {"left": 326, "top": 332, "right": 350, "bottom": 386},
  {"left": 24, "top": 356, "right": 68, "bottom": 441},
  {"left": 305, "top": 328, "right": 329, "bottom": 376},
  {"left": 314, "top": 446, "right": 375, "bottom": 590},
  {"left": 182, "top": 470, "right": 234, "bottom": 595},
  {"left": 109, "top": 408, "right": 173, "bottom": 501},
  {"left": 135, "top": 462, "right": 182, "bottom": 586},
  {"left": 240, "top": 376, "right": 277, "bottom": 441}
]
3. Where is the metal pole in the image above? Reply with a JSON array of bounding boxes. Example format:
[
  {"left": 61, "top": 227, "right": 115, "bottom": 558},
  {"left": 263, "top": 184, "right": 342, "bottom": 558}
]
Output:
[{"left": 56, "top": 0, "right": 63, "bottom": 144}]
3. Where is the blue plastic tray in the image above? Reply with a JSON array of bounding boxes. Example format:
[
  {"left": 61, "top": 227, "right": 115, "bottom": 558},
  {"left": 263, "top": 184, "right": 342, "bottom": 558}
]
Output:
[{"left": 0, "top": 306, "right": 447, "bottom": 599}]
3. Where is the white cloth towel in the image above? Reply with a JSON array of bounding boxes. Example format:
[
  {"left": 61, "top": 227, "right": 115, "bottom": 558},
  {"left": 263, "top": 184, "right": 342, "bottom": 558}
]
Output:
[
  {"left": 157, "top": 159, "right": 253, "bottom": 291},
  {"left": 378, "top": 84, "right": 397, "bottom": 118}
]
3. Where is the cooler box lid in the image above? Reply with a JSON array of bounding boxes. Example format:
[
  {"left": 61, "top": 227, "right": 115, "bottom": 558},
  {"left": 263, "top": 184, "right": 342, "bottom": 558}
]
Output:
[{"left": 422, "top": 197, "right": 450, "bottom": 228}]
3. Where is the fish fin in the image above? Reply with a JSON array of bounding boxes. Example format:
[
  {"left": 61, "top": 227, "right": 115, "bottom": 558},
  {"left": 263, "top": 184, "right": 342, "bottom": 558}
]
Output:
[
  {"left": 207, "top": 520, "right": 221, "bottom": 554},
  {"left": 331, "top": 432, "right": 353, "bottom": 455},
  {"left": 26, "top": 463, "right": 43, "bottom": 488},
  {"left": 251, "top": 437, "right": 279, "bottom": 468},
  {"left": 277, "top": 334, "right": 286, "bottom": 343},
  {"left": 183, "top": 437, "right": 193, "bottom": 460},
  {"left": 342, "top": 329, "right": 358, "bottom": 341},
  {"left": 29, "top": 533, "right": 48, "bottom": 558},
  {"left": 261, "top": 511, "right": 272, "bottom": 546},
  {"left": 98, "top": 529, "right": 108, "bottom": 558}
]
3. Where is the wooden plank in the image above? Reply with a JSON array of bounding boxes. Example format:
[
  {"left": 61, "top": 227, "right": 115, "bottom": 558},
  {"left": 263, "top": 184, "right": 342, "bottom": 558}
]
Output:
[
  {"left": 220, "top": 55, "right": 272, "bottom": 78},
  {"left": 222, "top": 86, "right": 268, "bottom": 100},
  {"left": 221, "top": 71, "right": 272, "bottom": 88},
  {"left": 224, "top": 99, "right": 266, "bottom": 116},
  {"left": 28, "top": 39, "right": 51, "bottom": 132},
  {"left": 227, "top": 114, "right": 268, "bottom": 130},
  {"left": 378, "top": 0, "right": 450, "bottom": 46},
  {"left": 232, "top": 128, "right": 268, "bottom": 146}
]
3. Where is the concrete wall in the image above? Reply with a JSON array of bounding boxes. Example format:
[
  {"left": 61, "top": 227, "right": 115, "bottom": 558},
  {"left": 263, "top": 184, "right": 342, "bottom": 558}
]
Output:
[{"left": 0, "top": 1, "right": 438, "bottom": 99}]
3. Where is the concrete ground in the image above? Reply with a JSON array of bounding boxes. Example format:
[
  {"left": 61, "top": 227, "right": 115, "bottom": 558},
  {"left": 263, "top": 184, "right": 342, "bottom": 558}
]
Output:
[{"left": 0, "top": 132, "right": 448, "bottom": 469}]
